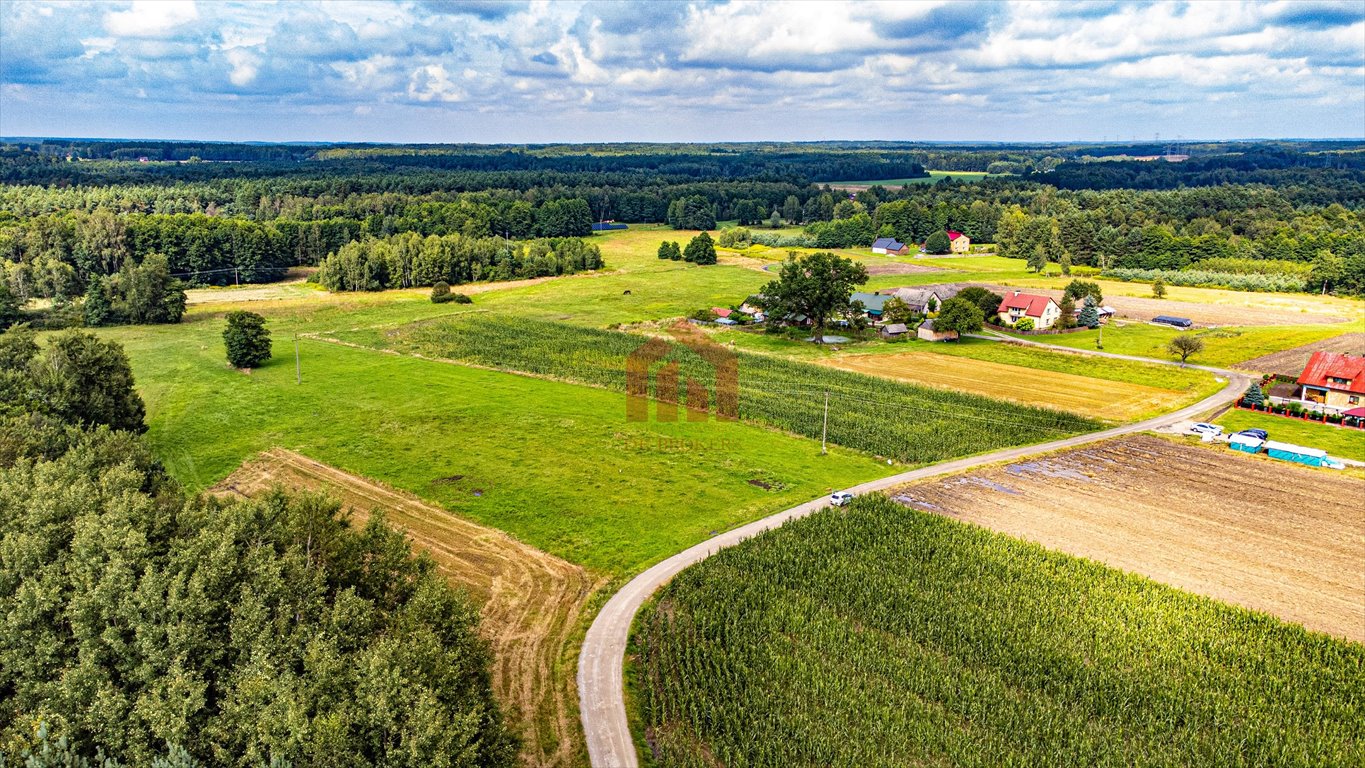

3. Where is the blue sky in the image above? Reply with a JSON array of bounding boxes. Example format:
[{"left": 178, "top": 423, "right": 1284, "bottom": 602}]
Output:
[{"left": 2, "top": 0, "right": 1362, "bottom": 143}]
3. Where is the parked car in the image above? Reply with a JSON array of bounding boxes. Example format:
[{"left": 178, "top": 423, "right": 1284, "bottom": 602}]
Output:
[
  {"left": 1191, "top": 422, "right": 1223, "bottom": 437},
  {"left": 830, "top": 491, "right": 855, "bottom": 507},
  {"left": 1234, "top": 428, "right": 1269, "bottom": 441}
]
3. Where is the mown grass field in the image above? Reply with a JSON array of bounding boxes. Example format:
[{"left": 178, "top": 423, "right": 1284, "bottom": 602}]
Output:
[
  {"left": 1029, "top": 322, "right": 1356, "bottom": 366},
  {"left": 820, "top": 350, "right": 1189, "bottom": 422},
  {"left": 101, "top": 301, "right": 892, "bottom": 577},
  {"left": 1215, "top": 409, "right": 1365, "bottom": 462},
  {"left": 633, "top": 494, "right": 1365, "bottom": 767},
  {"left": 336, "top": 314, "right": 1097, "bottom": 464}
]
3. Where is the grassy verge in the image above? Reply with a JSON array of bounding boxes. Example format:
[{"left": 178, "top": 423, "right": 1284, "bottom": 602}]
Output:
[
  {"left": 1021, "top": 322, "right": 1354, "bottom": 366},
  {"left": 1216, "top": 409, "right": 1365, "bottom": 462},
  {"left": 632, "top": 494, "right": 1365, "bottom": 767}
]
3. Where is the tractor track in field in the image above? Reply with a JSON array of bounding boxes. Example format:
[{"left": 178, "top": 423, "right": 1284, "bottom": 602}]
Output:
[
  {"left": 578, "top": 337, "right": 1254, "bottom": 768},
  {"left": 211, "top": 448, "right": 604, "bottom": 768}
]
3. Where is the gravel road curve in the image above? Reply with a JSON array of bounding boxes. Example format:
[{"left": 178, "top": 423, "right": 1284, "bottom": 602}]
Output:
[{"left": 579, "top": 338, "right": 1252, "bottom": 767}]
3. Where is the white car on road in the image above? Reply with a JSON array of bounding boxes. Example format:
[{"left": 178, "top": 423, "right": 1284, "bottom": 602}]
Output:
[{"left": 830, "top": 491, "right": 855, "bottom": 507}]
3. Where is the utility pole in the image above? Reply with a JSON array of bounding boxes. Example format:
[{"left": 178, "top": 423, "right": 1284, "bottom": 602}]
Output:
[
  {"left": 1096, "top": 321, "right": 1103, "bottom": 350},
  {"left": 234, "top": 267, "right": 240, "bottom": 286},
  {"left": 295, "top": 334, "right": 301, "bottom": 384},
  {"left": 821, "top": 391, "right": 829, "bottom": 455}
]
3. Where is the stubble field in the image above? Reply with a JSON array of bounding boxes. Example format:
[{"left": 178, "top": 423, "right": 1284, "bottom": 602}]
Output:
[{"left": 889, "top": 434, "right": 1365, "bottom": 641}]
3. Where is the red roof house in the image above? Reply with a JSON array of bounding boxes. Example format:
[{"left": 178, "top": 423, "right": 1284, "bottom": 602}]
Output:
[
  {"left": 996, "top": 291, "right": 1061, "bottom": 329},
  {"left": 1296, "top": 351, "right": 1365, "bottom": 409},
  {"left": 711, "top": 307, "right": 733, "bottom": 318},
  {"left": 945, "top": 230, "right": 971, "bottom": 252}
]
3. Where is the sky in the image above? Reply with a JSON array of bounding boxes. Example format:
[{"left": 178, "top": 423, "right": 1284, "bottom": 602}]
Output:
[{"left": 1, "top": 0, "right": 1363, "bottom": 144}]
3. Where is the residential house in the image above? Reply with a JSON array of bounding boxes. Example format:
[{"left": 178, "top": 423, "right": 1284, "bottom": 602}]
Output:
[
  {"left": 917, "top": 318, "right": 958, "bottom": 342},
  {"left": 946, "top": 230, "right": 971, "bottom": 253},
  {"left": 871, "top": 237, "right": 910, "bottom": 256},
  {"left": 887, "top": 287, "right": 942, "bottom": 315},
  {"left": 880, "top": 323, "right": 909, "bottom": 339},
  {"left": 850, "top": 292, "right": 890, "bottom": 318},
  {"left": 711, "top": 307, "right": 733, "bottom": 319},
  {"left": 1296, "top": 351, "right": 1365, "bottom": 411},
  {"left": 996, "top": 291, "right": 1061, "bottom": 329}
]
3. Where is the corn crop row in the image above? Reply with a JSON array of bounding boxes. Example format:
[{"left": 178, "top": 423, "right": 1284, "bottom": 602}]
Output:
[{"left": 633, "top": 495, "right": 1365, "bottom": 767}]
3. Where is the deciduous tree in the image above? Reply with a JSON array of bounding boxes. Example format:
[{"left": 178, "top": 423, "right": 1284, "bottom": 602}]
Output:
[
  {"left": 758, "top": 252, "right": 868, "bottom": 344},
  {"left": 932, "top": 297, "right": 983, "bottom": 338},
  {"left": 1167, "top": 333, "right": 1204, "bottom": 363},
  {"left": 223, "top": 310, "right": 272, "bottom": 369}
]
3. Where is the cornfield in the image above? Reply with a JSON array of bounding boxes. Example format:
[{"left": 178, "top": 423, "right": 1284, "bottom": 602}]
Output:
[
  {"left": 1103, "top": 267, "right": 1309, "bottom": 293},
  {"left": 633, "top": 494, "right": 1365, "bottom": 767},
  {"left": 396, "top": 316, "right": 1096, "bottom": 464}
]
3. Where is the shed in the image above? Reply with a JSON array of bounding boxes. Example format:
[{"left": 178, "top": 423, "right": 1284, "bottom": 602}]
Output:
[
  {"left": 917, "top": 318, "right": 958, "bottom": 342},
  {"left": 1263, "top": 440, "right": 1328, "bottom": 467},
  {"left": 871, "top": 237, "right": 909, "bottom": 256},
  {"left": 1152, "top": 315, "right": 1193, "bottom": 328},
  {"left": 880, "top": 323, "right": 909, "bottom": 339}
]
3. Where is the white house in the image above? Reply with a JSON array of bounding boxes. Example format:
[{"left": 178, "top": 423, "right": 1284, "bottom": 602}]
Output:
[{"left": 996, "top": 291, "right": 1062, "bottom": 330}]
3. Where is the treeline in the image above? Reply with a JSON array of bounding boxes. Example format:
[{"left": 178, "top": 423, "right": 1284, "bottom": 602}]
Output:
[
  {"left": 316, "top": 232, "right": 603, "bottom": 291},
  {"left": 0, "top": 325, "right": 516, "bottom": 766},
  {"left": 0, "top": 198, "right": 596, "bottom": 299}
]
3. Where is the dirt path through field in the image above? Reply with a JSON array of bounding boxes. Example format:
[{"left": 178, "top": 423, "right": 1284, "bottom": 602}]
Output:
[
  {"left": 212, "top": 449, "right": 603, "bottom": 768},
  {"left": 888, "top": 435, "right": 1365, "bottom": 642}
]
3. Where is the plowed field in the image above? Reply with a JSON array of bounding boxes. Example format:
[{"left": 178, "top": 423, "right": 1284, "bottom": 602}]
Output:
[
  {"left": 821, "top": 351, "right": 1186, "bottom": 421},
  {"left": 212, "top": 449, "right": 602, "bottom": 768},
  {"left": 887, "top": 435, "right": 1364, "bottom": 641},
  {"left": 1237, "top": 332, "right": 1365, "bottom": 375}
]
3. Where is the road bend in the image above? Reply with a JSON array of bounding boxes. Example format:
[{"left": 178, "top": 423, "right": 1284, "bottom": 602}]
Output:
[{"left": 579, "top": 338, "right": 1252, "bottom": 768}]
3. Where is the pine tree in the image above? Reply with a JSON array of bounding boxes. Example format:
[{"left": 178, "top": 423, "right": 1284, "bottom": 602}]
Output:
[
  {"left": 1078, "top": 296, "right": 1100, "bottom": 328},
  {"left": 1243, "top": 382, "right": 1266, "bottom": 407}
]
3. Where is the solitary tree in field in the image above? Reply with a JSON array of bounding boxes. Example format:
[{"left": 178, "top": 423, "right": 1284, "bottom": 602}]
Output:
[
  {"left": 1167, "top": 333, "right": 1203, "bottom": 364},
  {"left": 933, "top": 297, "right": 984, "bottom": 339},
  {"left": 768, "top": 210, "right": 782, "bottom": 229},
  {"left": 684, "top": 232, "right": 717, "bottom": 265},
  {"left": 1152, "top": 278, "right": 1167, "bottom": 299},
  {"left": 1243, "top": 382, "right": 1266, "bottom": 407},
  {"left": 224, "top": 310, "right": 272, "bottom": 369},
  {"left": 757, "top": 252, "right": 868, "bottom": 344}
]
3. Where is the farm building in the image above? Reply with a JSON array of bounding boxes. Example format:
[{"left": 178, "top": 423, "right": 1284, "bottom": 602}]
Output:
[
  {"left": 917, "top": 318, "right": 958, "bottom": 342},
  {"left": 591, "top": 221, "right": 628, "bottom": 231},
  {"left": 1228, "top": 433, "right": 1264, "bottom": 454},
  {"left": 711, "top": 307, "right": 733, "bottom": 319},
  {"left": 997, "top": 291, "right": 1061, "bottom": 330},
  {"left": 1296, "top": 351, "right": 1365, "bottom": 411},
  {"left": 851, "top": 292, "right": 890, "bottom": 318},
  {"left": 871, "top": 237, "right": 910, "bottom": 256},
  {"left": 1152, "top": 315, "right": 1194, "bottom": 329},
  {"left": 886, "top": 288, "right": 942, "bottom": 314},
  {"left": 880, "top": 323, "right": 909, "bottom": 339},
  {"left": 946, "top": 230, "right": 971, "bottom": 253}
]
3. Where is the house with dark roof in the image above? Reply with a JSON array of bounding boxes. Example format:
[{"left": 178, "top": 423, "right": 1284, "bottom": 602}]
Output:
[
  {"left": 945, "top": 230, "right": 971, "bottom": 253},
  {"left": 871, "top": 237, "right": 910, "bottom": 256},
  {"left": 1296, "top": 351, "right": 1365, "bottom": 411},
  {"left": 887, "top": 287, "right": 942, "bottom": 314},
  {"left": 880, "top": 322, "right": 909, "bottom": 339},
  {"left": 996, "top": 291, "right": 1061, "bottom": 329}
]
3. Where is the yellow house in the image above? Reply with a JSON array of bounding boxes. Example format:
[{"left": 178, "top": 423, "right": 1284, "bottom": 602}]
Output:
[{"left": 947, "top": 230, "right": 971, "bottom": 253}]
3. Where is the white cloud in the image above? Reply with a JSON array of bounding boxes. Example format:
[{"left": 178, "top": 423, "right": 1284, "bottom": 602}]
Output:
[{"left": 104, "top": 0, "right": 200, "bottom": 38}]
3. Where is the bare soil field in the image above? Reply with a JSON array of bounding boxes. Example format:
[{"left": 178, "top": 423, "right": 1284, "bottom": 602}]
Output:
[
  {"left": 887, "top": 435, "right": 1365, "bottom": 642},
  {"left": 861, "top": 261, "right": 945, "bottom": 276},
  {"left": 821, "top": 351, "right": 1186, "bottom": 422},
  {"left": 1237, "top": 332, "right": 1365, "bottom": 376},
  {"left": 212, "top": 449, "right": 602, "bottom": 768},
  {"left": 976, "top": 283, "right": 1352, "bottom": 326}
]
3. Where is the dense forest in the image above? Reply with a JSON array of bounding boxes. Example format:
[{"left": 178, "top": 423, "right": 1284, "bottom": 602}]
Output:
[
  {"left": 0, "top": 325, "right": 516, "bottom": 766},
  {"left": 1, "top": 140, "right": 1363, "bottom": 312}
]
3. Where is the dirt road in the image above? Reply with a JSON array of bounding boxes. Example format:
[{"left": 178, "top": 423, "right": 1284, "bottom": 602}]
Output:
[
  {"left": 213, "top": 449, "right": 602, "bottom": 768},
  {"left": 578, "top": 343, "right": 1252, "bottom": 767}
]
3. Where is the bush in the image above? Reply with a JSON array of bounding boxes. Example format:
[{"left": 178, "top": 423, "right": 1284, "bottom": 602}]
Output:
[
  {"left": 1189, "top": 258, "right": 1314, "bottom": 278},
  {"left": 751, "top": 232, "right": 816, "bottom": 248},
  {"left": 924, "top": 231, "right": 952, "bottom": 254},
  {"left": 431, "top": 281, "right": 454, "bottom": 303},
  {"left": 717, "top": 227, "right": 752, "bottom": 248},
  {"left": 223, "top": 310, "right": 272, "bottom": 369},
  {"left": 690, "top": 308, "right": 719, "bottom": 322},
  {"left": 452, "top": 293, "right": 473, "bottom": 304},
  {"left": 1014, "top": 318, "right": 1035, "bottom": 331}
]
